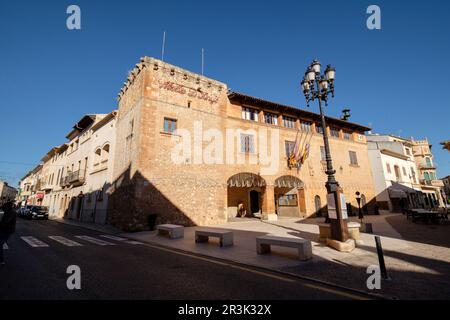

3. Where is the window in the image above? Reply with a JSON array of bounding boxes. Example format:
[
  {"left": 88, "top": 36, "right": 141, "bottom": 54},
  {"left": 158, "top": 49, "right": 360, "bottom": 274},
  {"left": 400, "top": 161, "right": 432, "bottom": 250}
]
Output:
[
  {"left": 264, "top": 112, "right": 278, "bottom": 125},
  {"left": 285, "top": 141, "right": 295, "bottom": 157},
  {"left": 300, "top": 121, "right": 312, "bottom": 132},
  {"left": 402, "top": 167, "right": 407, "bottom": 176},
  {"left": 386, "top": 163, "right": 391, "bottom": 173},
  {"left": 242, "top": 107, "right": 258, "bottom": 121},
  {"left": 164, "top": 118, "right": 177, "bottom": 134},
  {"left": 330, "top": 128, "right": 340, "bottom": 138},
  {"left": 424, "top": 172, "right": 430, "bottom": 181},
  {"left": 411, "top": 168, "right": 417, "bottom": 183},
  {"left": 343, "top": 131, "right": 351, "bottom": 140},
  {"left": 102, "top": 144, "right": 110, "bottom": 162},
  {"left": 320, "top": 146, "right": 326, "bottom": 161},
  {"left": 425, "top": 157, "right": 432, "bottom": 168},
  {"left": 405, "top": 148, "right": 411, "bottom": 156},
  {"left": 349, "top": 151, "right": 358, "bottom": 165},
  {"left": 282, "top": 116, "right": 296, "bottom": 128},
  {"left": 278, "top": 194, "right": 298, "bottom": 206},
  {"left": 240, "top": 134, "right": 255, "bottom": 153},
  {"left": 316, "top": 124, "right": 324, "bottom": 134},
  {"left": 394, "top": 165, "right": 401, "bottom": 180},
  {"left": 430, "top": 172, "right": 436, "bottom": 180}
]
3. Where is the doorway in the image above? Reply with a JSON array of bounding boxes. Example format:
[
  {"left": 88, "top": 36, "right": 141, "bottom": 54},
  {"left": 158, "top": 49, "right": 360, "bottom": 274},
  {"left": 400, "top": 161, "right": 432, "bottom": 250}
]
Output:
[{"left": 250, "top": 190, "right": 260, "bottom": 214}]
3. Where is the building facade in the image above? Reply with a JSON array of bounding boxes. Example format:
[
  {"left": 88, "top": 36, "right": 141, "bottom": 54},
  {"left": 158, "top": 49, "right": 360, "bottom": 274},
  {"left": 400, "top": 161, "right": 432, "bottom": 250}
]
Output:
[
  {"left": 0, "top": 180, "right": 17, "bottom": 206},
  {"left": 442, "top": 175, "right": 450, "bottom": 206},
  {"left": 107, "top": 57, "right": 377, "bottom": 231},
  {"left": 410, "top": 138, "right": 445, "bottom": 207},
  {"left": 367, "top": 135, "right": 422, "bottom": 211},
  {"left": 17, "top": 111, "right": 117, "bottom": 225}
]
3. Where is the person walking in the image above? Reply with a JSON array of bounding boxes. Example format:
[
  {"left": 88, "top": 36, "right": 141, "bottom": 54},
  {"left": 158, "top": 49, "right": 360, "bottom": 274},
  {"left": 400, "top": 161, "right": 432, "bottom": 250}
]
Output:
[{"left": 0, "top": 201, "right": 17, "bottom": 266}]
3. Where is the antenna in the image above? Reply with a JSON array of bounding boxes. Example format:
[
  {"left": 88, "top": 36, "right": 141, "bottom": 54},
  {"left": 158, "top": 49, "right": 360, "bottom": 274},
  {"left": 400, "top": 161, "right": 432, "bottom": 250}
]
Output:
[
  {"left": 201, "top": 48, "right": 204, "bottom": 76},
  {"left": 161, "top": 31, "right": 166, "bottom": 62}
]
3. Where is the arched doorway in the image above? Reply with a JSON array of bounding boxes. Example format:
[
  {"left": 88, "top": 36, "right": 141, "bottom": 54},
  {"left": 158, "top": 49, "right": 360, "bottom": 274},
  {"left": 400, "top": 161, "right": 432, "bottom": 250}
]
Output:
[
  {"left": 227, "top": 173, "right": 266, "bottom": 219},
  {"left": 274, "top": 175, "right": 306, "bottom": 218}
]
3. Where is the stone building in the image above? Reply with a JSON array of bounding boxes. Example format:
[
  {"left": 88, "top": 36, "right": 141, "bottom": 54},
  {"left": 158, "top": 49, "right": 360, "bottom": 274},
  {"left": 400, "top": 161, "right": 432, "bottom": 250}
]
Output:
[
  {"left": 108, "top": 57, "right": 376, "bottom": 231},
  {"left": 410, "top": 138, "right": 445, "bottom": 207},
  {"left": 0, "top": 180, "right": 17, "bottom": 206}
]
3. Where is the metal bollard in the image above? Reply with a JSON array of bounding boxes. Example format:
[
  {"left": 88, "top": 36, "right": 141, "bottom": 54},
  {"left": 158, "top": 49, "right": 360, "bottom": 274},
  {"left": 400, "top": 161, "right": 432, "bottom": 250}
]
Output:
[{"left": 374, "top": 236, "right": 389, "bottom": 280}]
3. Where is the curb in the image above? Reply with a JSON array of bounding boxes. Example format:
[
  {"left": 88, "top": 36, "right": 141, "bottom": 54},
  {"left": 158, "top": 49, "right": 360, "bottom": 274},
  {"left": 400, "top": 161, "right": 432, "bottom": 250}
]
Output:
[{"left": 49, "top": 218, "right": 392, "bottom": 300}]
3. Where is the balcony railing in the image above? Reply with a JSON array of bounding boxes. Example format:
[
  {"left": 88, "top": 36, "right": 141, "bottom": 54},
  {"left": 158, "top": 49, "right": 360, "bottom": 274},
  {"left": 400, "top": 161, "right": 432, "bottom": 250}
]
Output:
[
  {"left": 419, "top": 164, "right": 437, "bottom": 170},
  {"left": 420, "top": 179, "right": 444, "bottom": 187},
  {"left": 68, "top": 169, "right": 86, "bottom": 185},
  {"left": 59, "top": 169, "right": 86, "bottom": 187}
]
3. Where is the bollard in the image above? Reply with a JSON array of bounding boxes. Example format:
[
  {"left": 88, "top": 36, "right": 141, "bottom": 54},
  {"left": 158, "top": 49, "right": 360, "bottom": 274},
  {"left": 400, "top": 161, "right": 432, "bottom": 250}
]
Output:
[{"left": 374, "top": 236, "right": 389, "bottom": 280}]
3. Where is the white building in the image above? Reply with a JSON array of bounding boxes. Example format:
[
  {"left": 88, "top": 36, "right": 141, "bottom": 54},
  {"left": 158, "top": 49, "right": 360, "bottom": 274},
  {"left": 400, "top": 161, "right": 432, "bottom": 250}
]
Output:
[
  {"left": 367, "top": 134, "right": 422, "bottom": 212},
  {"left": 42, "top": 111, "right": 117, "bottom": 224}
]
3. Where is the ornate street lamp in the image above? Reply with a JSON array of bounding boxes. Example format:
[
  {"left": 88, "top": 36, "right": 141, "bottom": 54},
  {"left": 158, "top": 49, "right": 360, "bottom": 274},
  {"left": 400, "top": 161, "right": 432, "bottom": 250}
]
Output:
[{"left": 301, "top": 59, "right": 349, "bottom": 242}]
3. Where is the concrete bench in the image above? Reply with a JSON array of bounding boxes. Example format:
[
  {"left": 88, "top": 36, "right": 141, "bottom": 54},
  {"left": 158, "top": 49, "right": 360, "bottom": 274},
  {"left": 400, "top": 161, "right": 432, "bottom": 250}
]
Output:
[
  {"left": 156, "top": 224, "right": 184, "bottom": 239},
  {"left": 195, "top": 229, "right": 234, "bottom": 247},
  {"left": 256, "top": 235, "right": 312, "bottom": 261}
]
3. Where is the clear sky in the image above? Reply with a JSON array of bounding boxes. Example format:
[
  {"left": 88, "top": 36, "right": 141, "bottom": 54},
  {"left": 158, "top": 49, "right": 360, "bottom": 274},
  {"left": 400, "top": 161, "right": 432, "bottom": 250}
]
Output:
[{"left": 0, "top": 0, "right": 449, "bottom": 187}]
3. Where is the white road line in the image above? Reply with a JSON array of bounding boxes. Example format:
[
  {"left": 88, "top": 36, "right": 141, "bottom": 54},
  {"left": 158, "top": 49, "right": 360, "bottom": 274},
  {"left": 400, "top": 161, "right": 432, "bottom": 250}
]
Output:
[
  {"left": 100, "top": 235, "right": 127, "bottom": 241},
  {"left": 75, "top": 236, "right": 116, "bottom": 246},
  {"left": 2, "top": 243, "right": 8, "bottom": 250},
  {"left": 21, "top": 236, "right": 49, "bottom": 248},
  {"left": 48, "top": 236, "right": 83, "bottom": 247},
  {"left": 123, "top": 240, "right": 144, "bottom": 245}
]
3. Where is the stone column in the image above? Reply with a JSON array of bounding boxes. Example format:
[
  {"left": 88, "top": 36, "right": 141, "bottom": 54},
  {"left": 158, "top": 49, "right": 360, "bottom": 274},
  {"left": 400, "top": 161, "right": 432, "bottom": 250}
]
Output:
[{"left": 261, "top": 185, "right": 277, "bottom": 221}]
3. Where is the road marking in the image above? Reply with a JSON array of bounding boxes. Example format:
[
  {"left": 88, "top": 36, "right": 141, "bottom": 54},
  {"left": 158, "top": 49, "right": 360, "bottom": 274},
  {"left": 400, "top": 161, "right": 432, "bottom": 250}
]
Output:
[
  {"left": 123, "top": 240, "right": 144, "bottom": 245},
  {"left": 48, "top": 236, "right": 83, "bottom": 247},
  {"left": 75, "top": 236, "right": 116, "bottom": 246},
  {"left": 100, "top": 235, "right": 143, "bottom": 245},
  {"left": 21, "top": 236, "right": 49, "bottom": 248},
  {"left": 100, "top": 235, "right": 127, "bottom": 241},
  {"left": 2, "top": 243, "right": 8, "bottom": 250}
]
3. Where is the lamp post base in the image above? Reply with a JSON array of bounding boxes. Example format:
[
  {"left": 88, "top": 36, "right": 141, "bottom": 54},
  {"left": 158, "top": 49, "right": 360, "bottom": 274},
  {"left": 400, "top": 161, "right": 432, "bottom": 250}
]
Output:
[{"left": 327, "top": 187, "right": 349, "bottom": 242}]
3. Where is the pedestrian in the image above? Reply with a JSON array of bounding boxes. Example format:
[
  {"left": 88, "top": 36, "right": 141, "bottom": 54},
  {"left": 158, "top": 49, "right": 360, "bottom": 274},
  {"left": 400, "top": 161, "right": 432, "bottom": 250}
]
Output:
[{"left": 0, "top": 201, "right": 17, "bottom": 266}]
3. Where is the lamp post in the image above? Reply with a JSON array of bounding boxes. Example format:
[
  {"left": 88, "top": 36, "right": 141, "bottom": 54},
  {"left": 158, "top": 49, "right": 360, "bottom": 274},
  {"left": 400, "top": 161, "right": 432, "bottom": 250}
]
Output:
[
  {"left": 356, "top": 191, "right": 363, "bottom": 223},
  {"left": 301, "top": 59, "right": 349, "bottom": 242}
]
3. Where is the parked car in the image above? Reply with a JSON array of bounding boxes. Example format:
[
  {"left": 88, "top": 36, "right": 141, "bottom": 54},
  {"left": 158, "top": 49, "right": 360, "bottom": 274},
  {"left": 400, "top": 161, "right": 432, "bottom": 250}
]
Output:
[
  {"left": 18, "top": 205, "right": 33, "bottom": 218},
  {"left": 20, "top": 206, "right": 48, "bottom": 220}
]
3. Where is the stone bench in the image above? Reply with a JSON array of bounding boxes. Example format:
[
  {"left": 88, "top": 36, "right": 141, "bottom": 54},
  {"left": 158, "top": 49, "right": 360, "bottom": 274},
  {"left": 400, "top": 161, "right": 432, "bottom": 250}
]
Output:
[
  {"left": 195, "top": 229, "right": 234, "bottom": 247},
  {"left": 156, "top": 224, "right": 184, "bottom": 239},
  {"left": 256, "top": 235, "right": 313, "bottom": 261}
]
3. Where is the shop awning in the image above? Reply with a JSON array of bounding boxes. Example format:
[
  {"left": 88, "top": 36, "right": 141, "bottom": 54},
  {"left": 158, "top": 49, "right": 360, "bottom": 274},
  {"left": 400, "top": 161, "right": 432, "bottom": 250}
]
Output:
[
  {"left": 388, "top": 182, "right": 418, "bottom": 199},
  {"left": 274, "top": 176, "right": 304, "bottom": 189},
  {"left": 227, "top": 173, "right": 266, "bottom": 188}
]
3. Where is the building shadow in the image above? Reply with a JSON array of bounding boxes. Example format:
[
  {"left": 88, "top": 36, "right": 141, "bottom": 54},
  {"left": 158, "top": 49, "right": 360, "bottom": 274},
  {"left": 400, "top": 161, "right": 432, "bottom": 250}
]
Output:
[{"left": 107, "top": 165, "right": 195, "bottom": 232}]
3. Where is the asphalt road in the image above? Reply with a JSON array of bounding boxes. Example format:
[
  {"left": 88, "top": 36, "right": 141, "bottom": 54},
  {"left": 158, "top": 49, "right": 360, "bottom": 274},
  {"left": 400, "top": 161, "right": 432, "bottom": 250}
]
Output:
[{"left": 0, "top": 219, "right": 373, "bottom": 300}]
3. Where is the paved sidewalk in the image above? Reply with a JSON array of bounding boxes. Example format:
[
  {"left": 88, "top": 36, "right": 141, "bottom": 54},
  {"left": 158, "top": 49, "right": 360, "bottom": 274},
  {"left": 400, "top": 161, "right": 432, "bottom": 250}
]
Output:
[
  {"left": 52, "top": 214, "right": 450, "bottom": 299},
  {"left": 121, "top": 214, "right": 450, "bottom": 300}
]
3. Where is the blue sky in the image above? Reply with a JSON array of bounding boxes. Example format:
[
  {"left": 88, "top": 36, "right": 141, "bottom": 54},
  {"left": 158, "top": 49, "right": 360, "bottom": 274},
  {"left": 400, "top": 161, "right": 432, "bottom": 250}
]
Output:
[{"left": 0, "top": 0, "right": 449, "bottom": 186}]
